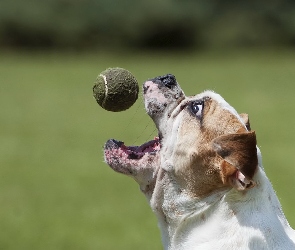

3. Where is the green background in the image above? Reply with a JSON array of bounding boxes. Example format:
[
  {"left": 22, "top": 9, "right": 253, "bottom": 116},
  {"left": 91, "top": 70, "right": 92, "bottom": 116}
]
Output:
[
  {"left": 1, "top": 0, "right": 295, "bottom": 50},
  {"left": 1, "top": 49, "right": 294, "bottom": 249}
]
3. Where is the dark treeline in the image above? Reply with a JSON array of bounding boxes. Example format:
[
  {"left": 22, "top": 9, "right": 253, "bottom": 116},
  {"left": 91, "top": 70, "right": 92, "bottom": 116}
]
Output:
[{"left": 1, "top": 0, "right": 295, "bottom": 50}]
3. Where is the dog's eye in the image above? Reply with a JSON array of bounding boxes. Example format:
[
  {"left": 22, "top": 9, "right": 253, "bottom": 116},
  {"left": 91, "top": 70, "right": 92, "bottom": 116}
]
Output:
[{"left": 190, "top": 101, "right": 203, "bottom": 118}]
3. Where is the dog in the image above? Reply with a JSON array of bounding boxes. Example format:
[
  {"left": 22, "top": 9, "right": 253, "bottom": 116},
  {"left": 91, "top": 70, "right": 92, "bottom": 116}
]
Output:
[{"left": 104, "top": 74, "right": 295, "bottom": 249}]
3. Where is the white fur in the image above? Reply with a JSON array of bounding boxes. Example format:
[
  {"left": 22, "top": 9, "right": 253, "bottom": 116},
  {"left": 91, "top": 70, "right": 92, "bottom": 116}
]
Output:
[
  {"left": 153, "top": 90, "right": 295, "bottom": 250},
  {"left": 106, "top": 81, "right": 295, "bottom": 250},
  {"left": 164, "top": 167, "right": 295, "bottom": 250}
]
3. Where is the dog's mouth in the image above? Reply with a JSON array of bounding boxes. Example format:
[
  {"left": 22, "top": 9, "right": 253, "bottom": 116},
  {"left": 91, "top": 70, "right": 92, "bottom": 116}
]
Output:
[
  {"left": 105, "top": 137, "right": 160, "bottom": 159},
  {"left": 104, "top": 137, "right": 161, "bottom": 175}
]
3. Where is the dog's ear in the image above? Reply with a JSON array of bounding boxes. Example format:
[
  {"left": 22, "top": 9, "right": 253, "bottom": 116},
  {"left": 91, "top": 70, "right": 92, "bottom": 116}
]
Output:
[
  {"left": 239, "top": 113, "right": 251, "bottom": 131},
  {"left": 212, "top": 131, "right": 258, "bottom": 190}
]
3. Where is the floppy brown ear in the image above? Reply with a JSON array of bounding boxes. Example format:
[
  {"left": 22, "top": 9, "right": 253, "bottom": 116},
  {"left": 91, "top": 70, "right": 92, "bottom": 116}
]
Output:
[
  {"left": 212, "top": 131, "right": 258, "bottom": 190},
  {"left": 239, "top": 113, "right": 251, "bottom": 131},
  {"left": 219, "top": 160, "right": 256, "bottom": 190}
]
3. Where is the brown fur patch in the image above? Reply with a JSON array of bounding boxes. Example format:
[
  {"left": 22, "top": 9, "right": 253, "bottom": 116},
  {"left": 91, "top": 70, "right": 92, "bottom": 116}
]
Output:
[
  {"left": 172, "top": 98, "right": 258, "bottom": 197},
  {"left": 212, "top": 131, "right": 258, "bottom": 179},
  {"left": 220, "top": 160, "right": 237, "bottom": 184}
]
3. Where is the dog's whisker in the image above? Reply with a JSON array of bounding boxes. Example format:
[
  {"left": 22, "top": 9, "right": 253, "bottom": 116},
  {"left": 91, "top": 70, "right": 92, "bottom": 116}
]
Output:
[
  {"left": 132, "top": 119, "right": 155, "bottom": 145},
  {"left": 146, "top": 127, "right": 158, "bottom": 141},
  {"left": 122, "top": 100, "right": 142, "bottom": 133}
]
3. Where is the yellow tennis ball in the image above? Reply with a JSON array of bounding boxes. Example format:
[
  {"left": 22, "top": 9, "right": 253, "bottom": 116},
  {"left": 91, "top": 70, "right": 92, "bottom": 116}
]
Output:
[{"left": 93, "top": 68, "right": 139, "bottom": 112}]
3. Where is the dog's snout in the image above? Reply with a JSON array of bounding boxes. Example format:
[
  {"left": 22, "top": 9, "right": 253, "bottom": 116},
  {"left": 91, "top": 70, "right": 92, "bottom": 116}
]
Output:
[{"left": 151, "top": 74, "right": 177, "bottom": 89}]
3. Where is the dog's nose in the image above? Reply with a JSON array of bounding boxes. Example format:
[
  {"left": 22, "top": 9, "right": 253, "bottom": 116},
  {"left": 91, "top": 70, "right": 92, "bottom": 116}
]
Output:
[{"left": 151, "top": 74, "right": 177, "bottom": 89}]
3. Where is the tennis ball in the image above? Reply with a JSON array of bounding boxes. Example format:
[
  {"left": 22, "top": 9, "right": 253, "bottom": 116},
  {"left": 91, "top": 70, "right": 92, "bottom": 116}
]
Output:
[{"left": 93, "top": 67, "right": 139, "bottom": 112}]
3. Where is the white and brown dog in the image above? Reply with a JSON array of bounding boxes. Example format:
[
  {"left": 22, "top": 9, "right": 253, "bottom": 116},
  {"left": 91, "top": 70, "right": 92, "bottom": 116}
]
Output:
[{"left": 104, "top": 74, "right": 295, "bottom": 249}]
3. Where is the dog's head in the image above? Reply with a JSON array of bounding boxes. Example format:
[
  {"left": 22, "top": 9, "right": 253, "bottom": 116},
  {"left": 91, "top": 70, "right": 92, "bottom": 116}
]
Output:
[{"left": 104, "top": 74, "right": 258, "bottom": 201}]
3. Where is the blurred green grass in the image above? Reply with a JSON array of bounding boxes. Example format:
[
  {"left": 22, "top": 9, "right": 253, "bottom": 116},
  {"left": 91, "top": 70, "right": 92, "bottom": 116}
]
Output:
[{"left": 0, "top": 49, "right": 295, "bottom": 249}]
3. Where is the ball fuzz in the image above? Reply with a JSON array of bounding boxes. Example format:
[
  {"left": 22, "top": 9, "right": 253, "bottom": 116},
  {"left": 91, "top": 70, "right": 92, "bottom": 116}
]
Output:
[{"left": 93, "top": 68, "right": 139, "bottom": 112}]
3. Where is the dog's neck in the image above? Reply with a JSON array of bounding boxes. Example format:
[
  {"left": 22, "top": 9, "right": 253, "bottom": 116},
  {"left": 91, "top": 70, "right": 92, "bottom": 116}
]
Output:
[{"left": 149, "top": 167, "right": 294, "bottom": 250}]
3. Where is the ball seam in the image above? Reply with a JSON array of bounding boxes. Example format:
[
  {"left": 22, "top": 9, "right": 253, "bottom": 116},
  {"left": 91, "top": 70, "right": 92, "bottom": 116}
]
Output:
[{"left": 100, "top": 74, "right": 108, "bottom": 108}]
